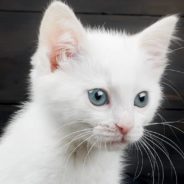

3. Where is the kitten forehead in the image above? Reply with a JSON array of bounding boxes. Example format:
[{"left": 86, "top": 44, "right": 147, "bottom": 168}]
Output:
[
  {"left": 87, "top": 30, "right": 141, "bottom": 64},
  {"left": 85, "top": 30, "right": 148, "bottom": 85}
]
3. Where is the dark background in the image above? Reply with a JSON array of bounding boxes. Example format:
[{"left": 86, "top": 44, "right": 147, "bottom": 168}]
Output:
[{"left": 0, "top": 0, "right": 184, "bottom": 183}]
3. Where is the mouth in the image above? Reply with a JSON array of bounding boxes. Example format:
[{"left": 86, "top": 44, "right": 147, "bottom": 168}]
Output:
[
  {"left": 106, "top": 138, "right": 126, "bottom": 145},
  {"left": 92, "top": 137, "right": 128, "bottom": 151},
  {"left": 89, "top": 125, "right": 129, "bottom": 149},
  {"left": 101, "top": 136, "right": 128, "bottom": 146}
]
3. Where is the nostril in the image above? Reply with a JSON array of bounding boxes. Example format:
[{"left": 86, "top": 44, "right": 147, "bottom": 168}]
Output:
[{"left": 115, "top": 124, "right": 129, "bottom": 135}]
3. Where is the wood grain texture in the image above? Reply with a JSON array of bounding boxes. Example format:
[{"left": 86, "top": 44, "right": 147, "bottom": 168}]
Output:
[
  {"left": 0, "top": 0, "right": 183, "bottom": 16},
  {"left": 0, "top": 12, "right": 184, "bottom": 110}
]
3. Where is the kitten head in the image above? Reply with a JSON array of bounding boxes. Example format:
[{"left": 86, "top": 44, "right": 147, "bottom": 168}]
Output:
[{"left": 31, "top": 1, "right": 178, "bottom": 150}]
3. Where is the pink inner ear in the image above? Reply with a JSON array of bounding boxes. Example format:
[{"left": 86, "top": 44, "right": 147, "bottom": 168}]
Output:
[
  {"left": 50, "top": 50, "right": 59, "bottom": 72},
  {"left": 49, "top": 31, "right": 78, "bottom": 72}
]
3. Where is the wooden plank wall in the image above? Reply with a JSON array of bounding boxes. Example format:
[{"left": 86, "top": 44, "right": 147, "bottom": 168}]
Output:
[{"left": 0, "top": 1, "right": 184, "bottom": 183}]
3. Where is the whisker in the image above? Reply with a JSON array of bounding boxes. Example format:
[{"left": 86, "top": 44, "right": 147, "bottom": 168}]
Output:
[
  {"left": 66, "top": 134, "right": 94, "bottom": 162},
  {"left": 59, "top": 128, "right": 93, "bottom": 143},
  {"left": 147, "top": 133, "right": 171, "bottom": 177},
  {"left": 145, "top": 129, "right": 184, "bottom": 160},
  {"left": 59, "top": 131, "right": 93, "bottom": 151},
  {"left": 143, "top": 135, "right": 165, "bottom": 184},
  {"left": 62, "top": 133, "right": 93, "bottom": 182},
  {"left": 170, "top": 46, "right": 184, "bottom": 53},
  {"left": 156, "top": 112, "right": 167, "bottom": 135},
  {"left": 133, "top": 143, "right": 141, "bottom": 180},
  {"left": 144, "top": 131, "right": 178, "bottom": 184},
  {"left": 161, "top": 81, "right": 184, "bottom": 103},
  {"left": 142, "top": 138, "right": 159, "bottom": 184},
  {"left": 156, "top": 113, "right": 182, "bottom": 145},
  {"left": 143, "top": 138, "right": 161, "bottom": 184},
  {"left": 138, "top": 139, "right": 155, "bottom": 184},
  {"left": 144, "top": 120, "right": 184, "bottom": 126},
  {"left": 82, "top": 138, "right": 96, "bottom": 171},
  {"left": 166, "top": 68, "right": 184, "bottom": 75},
  {"left": 133, "top": 142, "right": 144, "bottom": 181},
  {"left": 146, "top": 122, "right": 184, "bottom": 136}
]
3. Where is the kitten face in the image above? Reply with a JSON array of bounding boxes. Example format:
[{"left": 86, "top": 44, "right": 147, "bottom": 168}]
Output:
[{"left": 31, "top": 2, "right": 178, "bottom": 150}]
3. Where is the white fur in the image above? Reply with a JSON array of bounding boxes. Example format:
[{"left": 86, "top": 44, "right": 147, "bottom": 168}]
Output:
[{"left": 0, "top": 1, "right": 178, "bottom": 184}]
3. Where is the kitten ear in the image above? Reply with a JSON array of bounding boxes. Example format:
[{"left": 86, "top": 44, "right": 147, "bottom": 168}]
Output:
[
  {"left": 138, "top": 15, "right": 179, "bottom": 68},
  {"left": 38, "top": 1, "right": 86, "bottom": 72}
]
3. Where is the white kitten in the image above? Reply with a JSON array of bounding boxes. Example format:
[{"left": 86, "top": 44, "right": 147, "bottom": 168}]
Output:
[{"left": 0, "top": 1, "right": 178, "bottom": 184}]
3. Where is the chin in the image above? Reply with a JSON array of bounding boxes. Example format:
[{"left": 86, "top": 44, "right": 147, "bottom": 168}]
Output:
[{"left": 87, "top": 136, "right": 132, "bottom": 151}]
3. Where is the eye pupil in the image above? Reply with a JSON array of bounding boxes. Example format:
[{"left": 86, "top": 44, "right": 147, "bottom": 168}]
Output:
[
  {"left": 139, "top": 96, "right": 145, "bottom": 102},
  {"left": 95, "top": 91, "right": 102, "bottom": 100}
]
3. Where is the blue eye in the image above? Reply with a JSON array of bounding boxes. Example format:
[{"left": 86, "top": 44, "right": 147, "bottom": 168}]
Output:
[
  {"left": 134, "top": 91, "right": 148, "bottom": 108},
  {"left": 88, "top": 88, "right": 109, "bottom": 106}
]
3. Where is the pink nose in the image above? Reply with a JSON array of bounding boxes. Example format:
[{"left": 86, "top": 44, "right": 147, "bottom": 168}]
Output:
[{"left": 115, "top": 124, "right": 130, "bottom": 135}]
